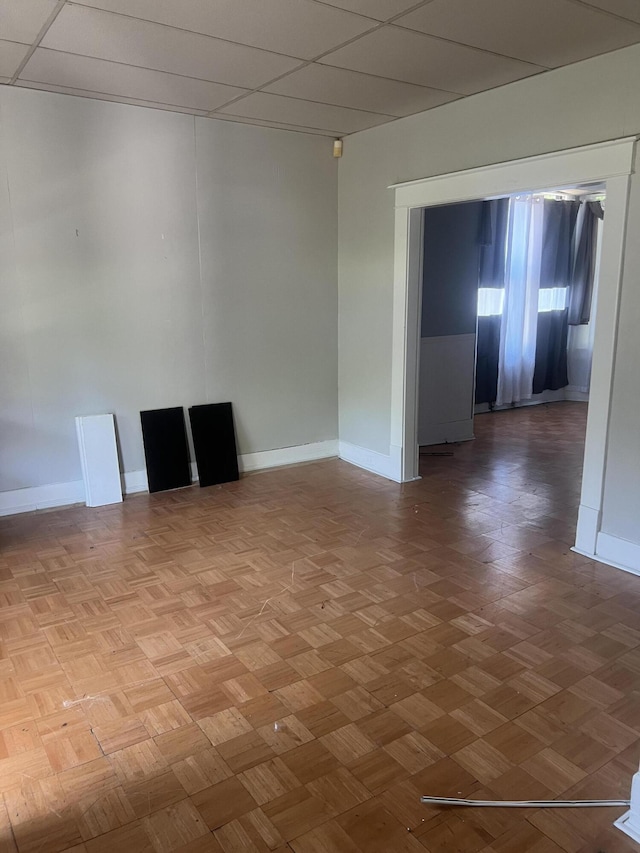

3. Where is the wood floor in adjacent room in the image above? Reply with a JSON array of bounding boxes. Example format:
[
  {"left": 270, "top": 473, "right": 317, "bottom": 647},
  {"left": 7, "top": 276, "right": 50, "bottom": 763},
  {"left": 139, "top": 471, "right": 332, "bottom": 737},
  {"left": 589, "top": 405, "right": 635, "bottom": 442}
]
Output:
[{"left": 1, "top": 402, "right": 639, "bottom": 853}]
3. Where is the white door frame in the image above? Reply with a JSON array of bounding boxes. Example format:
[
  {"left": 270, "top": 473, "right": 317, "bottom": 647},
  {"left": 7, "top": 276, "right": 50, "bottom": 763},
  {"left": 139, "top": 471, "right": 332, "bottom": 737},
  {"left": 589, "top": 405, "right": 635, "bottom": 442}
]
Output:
[{"left": 389, "top": 137, "right": 636, "bottom": 558}]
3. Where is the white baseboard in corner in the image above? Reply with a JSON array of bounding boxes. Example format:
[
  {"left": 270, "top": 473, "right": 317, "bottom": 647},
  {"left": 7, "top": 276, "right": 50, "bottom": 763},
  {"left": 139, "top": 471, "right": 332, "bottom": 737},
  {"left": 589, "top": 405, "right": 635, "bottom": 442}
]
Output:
[
  {"left": 594, "top": 532, "right": 640, "bottom": 577},
  {"left": 338, "top": 441, "right": 402, "bottom": 482},
  {"left": 238, "top": 439, "right": 338, "bottom": 473},
  {"left": 0, "top": 480, "right": 85, "bottom": 516},
  {"left": 0, "top": 440, "right": 339, "bottom": 516},
  {"left": 122, "top": 469, "right": 149, "bottom": 495},
  {"left": 573, "top": 531, "right": 640, "bottom": 578}
]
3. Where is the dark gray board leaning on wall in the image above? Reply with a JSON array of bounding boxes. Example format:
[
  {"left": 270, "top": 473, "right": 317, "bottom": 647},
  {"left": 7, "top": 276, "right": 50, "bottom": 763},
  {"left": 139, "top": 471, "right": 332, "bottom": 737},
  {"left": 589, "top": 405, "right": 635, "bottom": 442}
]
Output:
[
  {"left": 189, "top": 402, "right": 239, "bottom": 488},
  {"left": 140, "top": 406, "right": 191, "bottom": 493}
]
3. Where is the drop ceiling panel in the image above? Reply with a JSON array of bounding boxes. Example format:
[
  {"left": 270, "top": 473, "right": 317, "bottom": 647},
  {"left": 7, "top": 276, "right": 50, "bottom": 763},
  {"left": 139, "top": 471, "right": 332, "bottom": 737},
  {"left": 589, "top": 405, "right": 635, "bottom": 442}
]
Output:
[
  {"left": 0, "top": 0, "right": 58, "bottom": 44},
  {"left": 5, "top": 0, "right": 640, "bottom": 135},
  {"left": 320, "top": 25, "right": 543, "bottom": 94},
  {"left": 217, "top": 91, "right": 393, "bottom": 134},
  {"left": 397, "top": 0, "right": 640, "bottom": 67},
  {"left": 75, "top": 0, "right": 376, "bottom": 60},
  {"left": 265, "top": 63, "right": 460, "bottom": 116},
  {"left": 20, "top": 49, "right": 248, "bottom": 111},
  {"left": 40, "top": 4, "right": 302, "bottom": 88},
  {"left": 581, "top": 0, "right": 640, "bottom": 24},
  {"left": 0, "top": 39, "right": 29, "bottom": 78},
  {"left": 314, "top": 0, "right": 422, "bottom": 22}
]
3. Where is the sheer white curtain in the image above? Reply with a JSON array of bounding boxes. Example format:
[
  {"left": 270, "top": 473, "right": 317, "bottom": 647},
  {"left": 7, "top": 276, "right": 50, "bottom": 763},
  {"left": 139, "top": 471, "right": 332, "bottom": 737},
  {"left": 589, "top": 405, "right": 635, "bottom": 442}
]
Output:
[{"left": 496, "top": 196, "right": 544, "bottom": 406}]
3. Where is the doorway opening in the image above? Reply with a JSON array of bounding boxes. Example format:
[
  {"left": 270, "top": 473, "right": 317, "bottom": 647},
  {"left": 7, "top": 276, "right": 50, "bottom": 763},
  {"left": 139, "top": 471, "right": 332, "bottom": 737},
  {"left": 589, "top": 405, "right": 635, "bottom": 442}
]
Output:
[
  {"left": 389, "top": 138, "right": 635, "bottom": 566},
  {"left": 417, "top": 184, "right": 604, "bottom": 533}
]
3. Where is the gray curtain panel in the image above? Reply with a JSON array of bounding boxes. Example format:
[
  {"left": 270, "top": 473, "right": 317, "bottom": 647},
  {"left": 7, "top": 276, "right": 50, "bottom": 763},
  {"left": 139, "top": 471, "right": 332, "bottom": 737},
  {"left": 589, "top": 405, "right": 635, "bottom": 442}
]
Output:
[
  {"left": 569, "top": 200, "right": 604, "bottom": 326},
  {"left": 478, "top": 197, "right": 510, "bottom": 287},
  {"left": 533, "top": 309, "right": 569, "bottom": 394},
  {"left": 541, "top": 199, "right": 579, "bottom": 287}
]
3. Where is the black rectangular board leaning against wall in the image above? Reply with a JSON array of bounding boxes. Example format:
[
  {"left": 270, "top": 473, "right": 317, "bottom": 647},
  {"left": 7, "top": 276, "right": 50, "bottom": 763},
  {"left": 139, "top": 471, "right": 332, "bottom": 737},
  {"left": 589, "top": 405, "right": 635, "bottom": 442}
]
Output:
[
  {"left": 140, "top": 407, "right": 191, "bottom": 493},
  {"left": 189, "top": 402, "right": 239, "bottom": 488}
]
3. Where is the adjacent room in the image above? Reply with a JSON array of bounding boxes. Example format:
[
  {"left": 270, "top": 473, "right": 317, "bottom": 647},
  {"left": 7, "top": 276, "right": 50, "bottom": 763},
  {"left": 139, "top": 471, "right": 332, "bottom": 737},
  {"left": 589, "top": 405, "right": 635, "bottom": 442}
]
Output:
[
  {"left": 2, "top": 1, "right": 640, "bottom": 852},
  {"left": 418, "top": 187, "right": 603, "bottom": 545}
]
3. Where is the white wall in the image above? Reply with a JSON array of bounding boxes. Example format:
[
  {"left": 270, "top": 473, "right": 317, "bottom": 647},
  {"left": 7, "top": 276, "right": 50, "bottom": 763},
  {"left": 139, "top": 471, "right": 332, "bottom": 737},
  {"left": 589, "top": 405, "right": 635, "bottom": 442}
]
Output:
[
  {"left": 338, "top": 43, "right": 640, "bottom": 547},
  {"left": 601, "top": 151, "right": 640, "bottom": 543},
  {"left": 195, "top": 119, "right": 338, "bottom": 456},
  {"left": 0, "top": 87, "right": 338, "bottom": 499}
]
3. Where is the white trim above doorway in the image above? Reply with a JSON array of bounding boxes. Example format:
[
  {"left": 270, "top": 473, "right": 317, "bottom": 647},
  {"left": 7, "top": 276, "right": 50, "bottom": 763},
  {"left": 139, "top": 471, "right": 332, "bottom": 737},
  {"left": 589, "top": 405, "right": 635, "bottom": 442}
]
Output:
[{"left": 389, "top": 136, "right": 636, "bottom": 563}]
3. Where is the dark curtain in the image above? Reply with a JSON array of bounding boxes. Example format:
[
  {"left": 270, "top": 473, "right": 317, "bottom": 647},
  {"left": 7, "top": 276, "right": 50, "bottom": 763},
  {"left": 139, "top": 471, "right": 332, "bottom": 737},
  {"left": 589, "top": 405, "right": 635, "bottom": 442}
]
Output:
[
  {"left": 475, "top": 198, "right": 509, "bottom": 404},
  {"left": 531, "top": 199, "right": 580, "bottom": 396},
  {"left": 474, "top": 196, "right": 593, "bottom": 402},
  {"left": 541, "top": 199, "right": 579, "bottom": 286},
  {"left": 475, "top": 315, "right": 501, "bottom": 404},
  {"left": 569, "top": 200, "right": 604, "bottom": 325},
  {"left": 533, "top": 309, "right": 569, "bottom": 394},
  {"left": 479, "top": 198, "right": 509, "bottom": 287}
]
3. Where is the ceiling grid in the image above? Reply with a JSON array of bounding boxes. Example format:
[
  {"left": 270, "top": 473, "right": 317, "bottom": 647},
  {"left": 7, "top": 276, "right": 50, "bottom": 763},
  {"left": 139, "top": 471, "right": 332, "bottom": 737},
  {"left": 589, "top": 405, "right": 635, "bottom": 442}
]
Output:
[{"left": 1, "top": 0, "right": 639, "bottom": 135}]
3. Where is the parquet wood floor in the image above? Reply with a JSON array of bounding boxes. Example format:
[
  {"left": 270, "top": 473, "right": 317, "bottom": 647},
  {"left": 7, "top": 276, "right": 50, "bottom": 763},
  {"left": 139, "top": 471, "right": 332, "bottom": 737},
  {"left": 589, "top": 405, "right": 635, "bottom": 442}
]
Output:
[{"left": 1, "top": 402, "right": 638, "bottom": 853}]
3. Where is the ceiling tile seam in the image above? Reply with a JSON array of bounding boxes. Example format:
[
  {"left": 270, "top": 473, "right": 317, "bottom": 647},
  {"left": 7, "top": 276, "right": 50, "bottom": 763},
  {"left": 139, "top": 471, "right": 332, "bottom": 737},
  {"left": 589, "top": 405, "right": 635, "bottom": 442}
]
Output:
[
  {"left": 212, "top": 106, "right": 379, "bottom": 136},
  {"left": 20, "top": 3, "right": 549, "bottom": 118},
  {"left": 309, "top": 0, "right": 438, "bottom": 23},
  {"left": 206, "top": 66, "right": 464, "bottom": 118},
  {"left": 568, "top": 0, "right": 640, "bottom": 27},
  {"left": 225, "top": 95, "right": 398, "bottom": 121},
  {"left": 15, "top": 46, "right": 256, "bottom": 94},
  {"left": 200, "top": 18, "right": 394, "bottom": 116},
  {"left": 12, "top": 79, "right": 225, "bottom": 114},
  {"left": 13, "top": 44, "right": 462, "bottom": 119},
  {"left": 0, "top": 38, "right": 32, "bottom": 48},
  {"left": 11, "top": 73, "right": 353, "bottom": 136},
  {"left": 15, "top": 56, "right": 447, "bottom": 126},
  {"left": 385, "top": 23, "right": 552, "bottom": 70},
  {"left": 68, "top": 1, "right": 381, "bottom": 64},
  {"left": 59, "top": 0, "right": 394, "bottom": 114},
  {"left": 10, "top": 0, "right": 69, "bottom": 85},
  {"left": 203, "top": 113, "right": 338, "bottom": 137},
  {"left": 390, "top": 16, "right": 640, "bottom": 69},
  {"left": 15, "top": 41, "right": 308, "bottom": 98},
  {"left": 302, "top": 0, "right": 399, "bottom": 24},
  {"left": 57, "top": 0, "right": 549, "bottom": 117},
  {"left": 202, "top": 13, "right": 470, "bottom": 118},
  {"left": 211, "top": 89, "right": 420, "bottom": 120}
]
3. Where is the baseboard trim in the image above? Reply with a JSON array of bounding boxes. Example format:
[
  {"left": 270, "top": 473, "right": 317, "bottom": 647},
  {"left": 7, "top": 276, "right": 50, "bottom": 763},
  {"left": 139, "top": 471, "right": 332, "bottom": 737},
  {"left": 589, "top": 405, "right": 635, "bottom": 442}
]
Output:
[
  {"left": 338, "top": 441, "right": 403, "bottom": 482},
  {"left": 594, "top": 531, "right": 640, "bottom": 577},
  {"left": 125, "top": 442, "right": 339, "bottom": 490},
  {"left": 238, "top": 439, "right": 338, "bottom": 473},
  {"left": 122, "top": 469, "right": 149, "bottom": 495},
  {"left": 564, "top": 388, "right": 590, "bottom": 402},
  {"left": 573, "top": 533, "right": 640, "bottom": 579},
  {"left": 0, "top": 480, "right": 85, "bottom": 516},
  {"left": 0, "top": 440, "right": 339, "bottom": 516}
]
